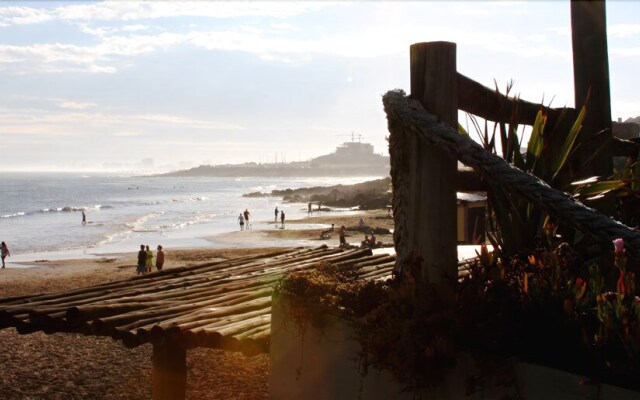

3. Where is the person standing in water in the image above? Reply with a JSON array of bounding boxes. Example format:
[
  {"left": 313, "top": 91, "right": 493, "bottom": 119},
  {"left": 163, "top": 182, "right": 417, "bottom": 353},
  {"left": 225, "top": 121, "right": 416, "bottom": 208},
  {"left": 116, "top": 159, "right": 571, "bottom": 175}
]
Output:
[
  {"left": 280, "top": 210, "right": 286, "bottom": 228},
  {"left": 156, "top": 245, "right": 165, "bottom": 271},
  {"left": 82, "top": 211, "right": 86, "bottom": 224},
  {"left": 145, "top": 245, "right": 153, "bottom": 273},
  {"left": 1, "top": 242, "right": 10, "bottom": 268},
  {"left": 274, "top": 207, "right": 279, "bottom": 222}
]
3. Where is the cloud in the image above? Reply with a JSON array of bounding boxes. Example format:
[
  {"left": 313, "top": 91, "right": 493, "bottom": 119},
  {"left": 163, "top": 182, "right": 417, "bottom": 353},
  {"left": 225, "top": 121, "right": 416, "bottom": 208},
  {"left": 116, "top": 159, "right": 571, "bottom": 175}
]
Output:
[
  {"left": 0, "top": 106, "right": 245, "bottom": 138},
  {"left": 111, "top": 131, "right": 143, "bottom": 137},
  {"left": 0, "top": 2, "right": 335, "bottom": 27},
  {"left": 0, "top": 6, "right": 53, "bottom": 26},
  {"left": 609, "top": 24, "right": 640, "bottom": 38},
  {"left": 0, "top": 2, "right": 577, "bottom": 74},
  {"left": 121, "top": 24, "right": 147, "bottom": 32},
  {"left": 132, "top": 114, "right": 245, "bottom": 130},
  {"left": 58, "top": 101, "right": 97, "bottom": 110},
  {"left": 610, "top": 47, "right": 640, "bottom": 57}
]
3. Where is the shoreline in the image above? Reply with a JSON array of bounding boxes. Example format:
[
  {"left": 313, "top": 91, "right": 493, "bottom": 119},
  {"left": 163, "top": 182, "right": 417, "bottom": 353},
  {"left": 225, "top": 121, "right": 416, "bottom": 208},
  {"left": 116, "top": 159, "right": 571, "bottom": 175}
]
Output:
[
  {"left": 4, "top": 207, "right": 378, "bottom": 268},
  {"left": 0, "top": 211, "right": 390, "bottom": 399}
]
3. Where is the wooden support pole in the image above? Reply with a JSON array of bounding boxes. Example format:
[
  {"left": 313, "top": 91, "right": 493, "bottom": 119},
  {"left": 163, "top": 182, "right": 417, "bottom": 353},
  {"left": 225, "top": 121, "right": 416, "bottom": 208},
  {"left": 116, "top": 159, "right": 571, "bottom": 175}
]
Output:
[
  {"left": 570, "top": 0, "right": 613, "bottom": 180},
  {"left": 152, "top": 336, "right": 187, "bottom": 400},
  {"left": 409, "top": 42, "right": 458, "bottom": 294}
]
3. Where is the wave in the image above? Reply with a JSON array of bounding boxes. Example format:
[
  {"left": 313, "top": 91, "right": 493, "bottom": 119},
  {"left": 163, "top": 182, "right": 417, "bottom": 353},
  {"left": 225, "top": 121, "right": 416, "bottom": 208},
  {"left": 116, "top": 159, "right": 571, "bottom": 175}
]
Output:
[
  {"left": 40, "top": 204, "right": 113, "bottom": 213},
  {"left": 125, "top": 211, "right": 164, "bottom": 232},
  {"left": 2, "top": 204, "right": 112, "bottom": 218},
  {"left": 170, "top": 196, "right": 208, "bottom": 203},
  {"left": 157, "top": 212, "right": 218, "bottom": 230},
  {"left": 142, "top": 196, "right": 207, "bottom": 206},
  {"left": 1, "top": 211, "right": 26, "bottom": 219}
]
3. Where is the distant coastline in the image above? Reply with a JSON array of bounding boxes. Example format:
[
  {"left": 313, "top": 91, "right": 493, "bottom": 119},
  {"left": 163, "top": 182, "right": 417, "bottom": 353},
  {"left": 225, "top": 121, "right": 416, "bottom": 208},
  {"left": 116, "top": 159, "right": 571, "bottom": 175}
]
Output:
[{"left": 157, "top": 140, "right": 390, "bottom": 178}]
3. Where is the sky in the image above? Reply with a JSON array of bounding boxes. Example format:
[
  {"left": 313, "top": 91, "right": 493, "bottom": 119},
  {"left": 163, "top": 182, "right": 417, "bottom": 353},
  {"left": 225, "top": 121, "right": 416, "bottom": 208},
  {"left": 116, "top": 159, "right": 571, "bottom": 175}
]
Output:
[{"left": 0, "top": 1, "right": 639, "bottom": 172}]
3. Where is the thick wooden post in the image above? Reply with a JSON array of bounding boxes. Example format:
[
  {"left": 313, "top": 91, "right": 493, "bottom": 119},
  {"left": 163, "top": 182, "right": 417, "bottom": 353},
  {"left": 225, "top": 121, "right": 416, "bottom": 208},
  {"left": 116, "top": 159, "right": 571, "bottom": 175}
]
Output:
[
  {"left": 571, "top": 0, "right": 613, "bottom": 180},
  {"left": 409, "top": 42, "right": 458, "bottom": 294},
  {"left": 152, "top": 337, "right": 187, "bottom": 400}
]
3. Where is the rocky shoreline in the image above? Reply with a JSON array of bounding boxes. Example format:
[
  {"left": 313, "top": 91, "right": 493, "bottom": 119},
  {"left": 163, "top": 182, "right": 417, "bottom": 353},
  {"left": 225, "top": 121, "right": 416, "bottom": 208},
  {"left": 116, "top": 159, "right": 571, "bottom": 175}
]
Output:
[{"left": 243, "top": 177, "right": 391, "bottom": 210}]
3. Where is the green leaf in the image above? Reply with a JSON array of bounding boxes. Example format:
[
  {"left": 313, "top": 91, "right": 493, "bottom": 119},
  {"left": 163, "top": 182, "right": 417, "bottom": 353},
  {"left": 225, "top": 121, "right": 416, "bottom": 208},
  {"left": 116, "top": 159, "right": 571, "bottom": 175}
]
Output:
[
  {"left": 526, "top": 110, "right": 546, "bottom": 171},
  {"left": 458, "top": 123, "right": 469, "bottom": 136},
  {"left": 574, "top": 180, "right": 627, "bottom": 198},
  {"left": 571, "top": 176, "right": 600, "bottom": 186},
  {"left": 551, "top": 105, "right": 585, "bottom": 180}
]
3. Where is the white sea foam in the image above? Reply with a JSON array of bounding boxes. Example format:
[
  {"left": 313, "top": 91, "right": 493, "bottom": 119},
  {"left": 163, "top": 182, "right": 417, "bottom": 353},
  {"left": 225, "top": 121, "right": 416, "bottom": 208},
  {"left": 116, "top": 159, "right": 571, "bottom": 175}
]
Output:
[{"left": 1, "top": 211, "right": 25, "bottom": 218}]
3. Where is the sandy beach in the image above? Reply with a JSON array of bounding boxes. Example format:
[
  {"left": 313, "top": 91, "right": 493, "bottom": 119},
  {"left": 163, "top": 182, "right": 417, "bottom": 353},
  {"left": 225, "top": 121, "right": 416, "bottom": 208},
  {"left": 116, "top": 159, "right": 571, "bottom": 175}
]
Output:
[{"left": 0, "top": 210, "right": 393, "bottom": 399}]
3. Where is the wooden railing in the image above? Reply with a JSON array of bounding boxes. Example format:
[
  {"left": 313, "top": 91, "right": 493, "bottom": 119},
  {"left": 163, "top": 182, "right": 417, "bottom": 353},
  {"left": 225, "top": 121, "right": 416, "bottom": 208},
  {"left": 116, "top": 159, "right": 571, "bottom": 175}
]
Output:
[{"left": 386, "top": 41, "right": 640, "bottom": 295}]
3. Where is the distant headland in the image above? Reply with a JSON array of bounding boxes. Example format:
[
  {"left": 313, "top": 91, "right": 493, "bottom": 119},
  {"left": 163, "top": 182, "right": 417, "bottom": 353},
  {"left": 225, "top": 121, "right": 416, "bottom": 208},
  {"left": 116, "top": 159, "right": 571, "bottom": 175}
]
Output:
[{"left": 157, "top": 139, "right": 390, "bottom": 178}]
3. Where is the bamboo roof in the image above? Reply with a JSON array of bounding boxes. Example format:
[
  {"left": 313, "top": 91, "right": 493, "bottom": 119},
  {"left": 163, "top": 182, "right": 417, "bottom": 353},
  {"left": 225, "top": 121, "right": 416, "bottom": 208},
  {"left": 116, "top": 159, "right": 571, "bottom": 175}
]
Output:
[{"left": 0, "top": 246, "right": 396, "bottom": 356}]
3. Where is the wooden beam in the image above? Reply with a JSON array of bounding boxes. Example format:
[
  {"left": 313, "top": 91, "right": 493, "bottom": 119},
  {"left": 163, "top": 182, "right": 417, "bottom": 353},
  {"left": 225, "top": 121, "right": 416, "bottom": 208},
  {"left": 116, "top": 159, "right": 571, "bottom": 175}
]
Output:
[
  {"left": 152, "top": 336, "right": 187, "bottom": 400},
  {"left": 457, "top": 72, "right": 577, "bottom": 128},
  {"left": 571, "top": 0, "right": 613, "bottom": 180},
  {"left": 409, "top": 42, "right": 458, "bottom": 295}
]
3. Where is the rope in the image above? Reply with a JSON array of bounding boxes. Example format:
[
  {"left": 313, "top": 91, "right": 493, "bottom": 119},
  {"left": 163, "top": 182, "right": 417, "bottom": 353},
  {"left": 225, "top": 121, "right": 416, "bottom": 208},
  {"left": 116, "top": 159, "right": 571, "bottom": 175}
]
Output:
[{"left": 383, "top": 89, "right": 640, "bottom": 255}]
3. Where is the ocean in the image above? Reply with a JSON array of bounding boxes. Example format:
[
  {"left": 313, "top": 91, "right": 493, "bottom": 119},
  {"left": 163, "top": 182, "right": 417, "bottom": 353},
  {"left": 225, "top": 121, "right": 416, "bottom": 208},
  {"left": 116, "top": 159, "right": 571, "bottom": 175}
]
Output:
[{"left": 0, "top": 172, "right": 375, "bottom": 264}]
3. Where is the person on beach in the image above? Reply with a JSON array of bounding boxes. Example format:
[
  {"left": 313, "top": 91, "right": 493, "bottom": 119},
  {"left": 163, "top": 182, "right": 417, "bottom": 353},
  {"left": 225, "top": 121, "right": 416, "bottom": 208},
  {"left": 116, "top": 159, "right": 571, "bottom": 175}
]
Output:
[
  {"left": 274, "top": 207, "right": 279, "bottom": 222},
  {"left": 238, "top": 213, "right": 245, "bottom": 231},
  {"left": 308, "top": 203, "right": 312, "bottom": 215},
  {"left": 137, "top": 245, "right": 146, "bottom": 275},
  {"left": 1, "top": 241, "right": 10, "bottom": 268},
  {"left": 156, "top": 245, "right": 165, "bottom": 271},
  {"left": 280, "top": 211, "right": 286, "bottom": 228},
  {"left": 339, "top": 226, "right": 347, "bottom": 247},
  {"left": 361, "top": 235, "right": 370, "bottom": 248},
  {"left": 82, "top": 211, "right": 86, "bottom": 224},
  {"left": 320, "top": 223, "right": 335, "bottom": 239},
  {"left": 243, "top": 209, "right": 251, "bottom": 229},
  {"left": 145, "top": 245, "right": 153, "bottom": 273},
  {"left": 369, "top": 233, "right": 377, "bottom": 247}
]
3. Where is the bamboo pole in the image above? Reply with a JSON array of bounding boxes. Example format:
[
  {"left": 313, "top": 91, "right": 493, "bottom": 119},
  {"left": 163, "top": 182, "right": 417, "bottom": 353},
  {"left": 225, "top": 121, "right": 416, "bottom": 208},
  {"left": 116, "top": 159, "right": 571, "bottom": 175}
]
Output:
[{"left": 152, "top": 335, "right": 187, "bottom": 400}]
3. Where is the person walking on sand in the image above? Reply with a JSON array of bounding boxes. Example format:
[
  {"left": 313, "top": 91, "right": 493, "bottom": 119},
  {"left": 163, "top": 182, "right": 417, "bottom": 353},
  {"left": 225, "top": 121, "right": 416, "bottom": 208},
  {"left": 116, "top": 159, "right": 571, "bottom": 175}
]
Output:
[
  {"left": 156, "top": 245, "right": 165, "bottom": 271},
  {"left": 137, "top": 245, "right": 146, "bottom": 275},
  {"left": 238, "top": 213, "right": 245, "bottom": 231},
  {"left": 1, "top": 242, "right": 10, "bottom": 268},
  {"left": 243, "top": 209, "right": 251, "bottom": 229},
  {"left": 82, "top": 211, "right": 86, "bottom": 224},
  {"left": 339, "top": 226, "right": 347, "bottom": 247},
  {"left": 280, "top": 210, "right": 286, "bottom": 228},
  {"left": 274, "top": 206, "right": 279, "bottom": 222},
  {"left": 145, "top": 245, "right": 153, "bottom": 273}
]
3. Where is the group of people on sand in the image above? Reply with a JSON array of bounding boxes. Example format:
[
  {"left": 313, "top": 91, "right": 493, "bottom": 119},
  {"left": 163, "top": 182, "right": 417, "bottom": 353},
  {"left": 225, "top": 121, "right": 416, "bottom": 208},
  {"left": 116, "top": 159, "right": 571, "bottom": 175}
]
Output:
[
  {"left": 238, "top": 208, "right": 252, "bottom": 231},
  {"left": 136, "top": 244, "right": 164, "bottom": 275},
  {"left": 330, "top": 220, "right": 382, "bottom": 249},
  {"left": 273, "top": 206, "right": 285, "bottom": 229},
  {"left": 275, "top": 207, "right": 285, "bottom": 228},
  {"left": 360, "top": 233, "right": 378, "bottom": 248}
]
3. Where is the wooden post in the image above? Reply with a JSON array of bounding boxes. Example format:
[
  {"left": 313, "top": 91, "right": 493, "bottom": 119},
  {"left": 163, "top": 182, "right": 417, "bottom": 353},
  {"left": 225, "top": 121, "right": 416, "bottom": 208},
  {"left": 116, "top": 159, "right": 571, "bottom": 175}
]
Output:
[
  {"left": 409, "top": 42, "right": 458, "bottom": 294},
  {"left": 152, "top": 336, "right": 187, "bottom": 400},
  {"left": 570, "top": 0, "right": 613, "bottom": 180}
]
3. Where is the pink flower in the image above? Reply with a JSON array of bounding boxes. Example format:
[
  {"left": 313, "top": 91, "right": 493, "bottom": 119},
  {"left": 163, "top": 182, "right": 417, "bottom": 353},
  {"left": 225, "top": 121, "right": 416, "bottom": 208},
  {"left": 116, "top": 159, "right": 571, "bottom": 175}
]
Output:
[{"left": 613, "top": 238, "right": 625, "bottom": 256}]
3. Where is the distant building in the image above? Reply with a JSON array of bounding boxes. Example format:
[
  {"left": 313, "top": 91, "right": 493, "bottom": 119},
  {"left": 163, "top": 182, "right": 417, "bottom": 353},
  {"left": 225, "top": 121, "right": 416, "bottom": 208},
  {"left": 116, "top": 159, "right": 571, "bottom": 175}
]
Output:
[{"left": 613, "top": 117, "right": 640, "bottom": 140}]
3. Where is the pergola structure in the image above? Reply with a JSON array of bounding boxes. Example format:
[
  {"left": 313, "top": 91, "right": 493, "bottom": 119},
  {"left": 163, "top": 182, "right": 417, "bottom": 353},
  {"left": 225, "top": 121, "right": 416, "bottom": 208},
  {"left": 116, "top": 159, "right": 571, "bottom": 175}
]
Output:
[{"left": 0, "top": 246, "right": 395, "bottom": 399}]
